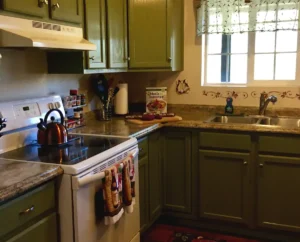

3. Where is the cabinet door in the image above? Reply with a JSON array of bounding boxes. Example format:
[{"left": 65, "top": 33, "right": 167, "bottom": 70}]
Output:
[
  {"left": 148, "top": 131, "right": 162, "bottom": 222},
  {"left": 107, "top": 0, "right": 128, "bottom": 69},
  {"left": 1, "top": 0, "right": 47, "bottom": 18},
  {"left": 164, "top": 131, "right": 192, "bottom": 214},
  {"left": 128, "top": 0, "right": 171, "bottom": 69},
  {"left": 50, "top": 0, "right": 81, "bottom": 24},
  {"left": 138, "top": 155, "right": 149, "bottom": 233},
  {"left": 199, "top": 150, "right": 251, "bottom": 225},
  {"left": 257, "top": 155, "right": 300, "bottom": 232},
  {"left": 6, "top": 213, "right": 57, "bottom": 242},
  {"left": 85, "top": 0, "right": 107, "bottom": 69}
]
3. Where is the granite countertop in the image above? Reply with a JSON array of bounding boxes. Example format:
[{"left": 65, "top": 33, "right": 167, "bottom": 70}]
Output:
[
  {"left": 0, "top": 159, "right": 63, "bottom": 203},
  {"left": 164, "top": 120, "right": 300, "bottom": 135},
  {"left": 71, "top": 116, "right": 300, "bottom": 137},
  {"left": 70, "top": 119, "right": 163, "bottom": 138}
]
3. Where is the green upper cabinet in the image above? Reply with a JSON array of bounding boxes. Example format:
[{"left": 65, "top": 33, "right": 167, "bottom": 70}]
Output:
[
  {"left": 199, "top": 150, "right": 251, "bottom": 225},
  {"left": 49, "top": 0, "right": 81, "bottom": 24},
  {"left": 107, "top": 0, "right": 128, "bottom": 69},
  {"left": 128, "top": 0, "right": 171, "bottom": 69},
  {"left": 1, "top": 0, "right": 47, "bottom": 18},
  {"left": 85, "top": 0, "right": 107, "bottom": 69},
  {"left": 257, "top": 155, "right": 300, "bottom": 232},
  {"left": 163, "top": 130, "right": 192, "bottom": 214}
]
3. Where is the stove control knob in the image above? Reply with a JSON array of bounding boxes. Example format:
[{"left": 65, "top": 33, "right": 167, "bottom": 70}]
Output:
[
  {"left": 55, "top": 102, "right": 61, "bottom": 109},
  {"left": 48, "top": 103, "right": 55, "bottom": 110}
]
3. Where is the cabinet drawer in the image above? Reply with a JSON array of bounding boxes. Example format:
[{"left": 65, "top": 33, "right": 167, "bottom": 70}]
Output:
[
  {"left": 259, "top": 136, "right": 300, "bottom": 155},
  {"left": 0, "top": 182, "right": 55, "bottom": 238},
  {"left": 199, "top": 132, "right": 251, "bottom": 151},
  {"left": 138, "top": 136, "right": 148, "bottom": 158},
  {"left": 6, "top": 213, "right": 57, "bottom": 242}
]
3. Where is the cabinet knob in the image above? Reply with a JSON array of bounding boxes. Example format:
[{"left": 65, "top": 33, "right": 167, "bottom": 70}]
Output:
[
  {"left": 125, "top": 57, "right": 131, "bottom": 61},
  {"left": 243, "top": 161, "right": 248, "bottom": 165},
  {"left": 89, "top": 56, "right": 95, "bottom": 61},
  {"left": 139, "top": 148, "right": 143, "bottom": 152},
  {"left": 52, "top": 2, "right": 60, "bottom": 10},
  {"left": 168, "top": 57, "right": 172, "bottom": 61},
  {"left": 38, "top": 0, "right": 48, "bottom": 7},
  {"left": 259, "top": 163, "right": 264, "bottom": 168}
]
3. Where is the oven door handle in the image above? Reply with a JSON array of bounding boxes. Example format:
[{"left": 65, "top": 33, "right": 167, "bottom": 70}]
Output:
[{"left": 73, "top": 149, "right": 139, "bottom": 190}]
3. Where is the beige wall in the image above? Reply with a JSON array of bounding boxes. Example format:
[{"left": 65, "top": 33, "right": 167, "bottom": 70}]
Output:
[
  {"left": 123, "top": 0, "right": 300, "bottom": 108},
  {"left": 0, "top": 49, "right": 99, "bottom": 109}
]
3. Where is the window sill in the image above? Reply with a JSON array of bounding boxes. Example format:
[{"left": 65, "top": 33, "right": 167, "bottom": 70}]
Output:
[{"left": 202, "top": 82, "right": 300, "bottom": 88}]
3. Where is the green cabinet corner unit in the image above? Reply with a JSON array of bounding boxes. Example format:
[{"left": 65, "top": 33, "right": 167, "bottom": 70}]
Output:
[
  {"left": 46, "top": 0, "right": 184, "bottom": 74},
  {"left": 0, "top": 0, "right": 82, "bottom": 24}
]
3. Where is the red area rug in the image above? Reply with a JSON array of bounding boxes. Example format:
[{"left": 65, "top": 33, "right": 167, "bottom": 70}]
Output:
[{"left": 142, "top": 224, "right": 262, "bottom": 242}]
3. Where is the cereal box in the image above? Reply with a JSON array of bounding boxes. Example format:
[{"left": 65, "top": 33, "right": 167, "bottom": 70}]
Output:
[{"left": 146, "top": 87, "right": 167, "bottom": 114}]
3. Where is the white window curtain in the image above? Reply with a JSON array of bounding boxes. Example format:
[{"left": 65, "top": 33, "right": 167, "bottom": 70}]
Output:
[{"left": 197, "top": 0, "right": 300, "bottom": 35}]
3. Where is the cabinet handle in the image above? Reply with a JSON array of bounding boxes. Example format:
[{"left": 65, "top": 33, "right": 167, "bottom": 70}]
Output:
[
  {"left": 259, "top": 163, "right": 264, "bottom": 168},
  {"left": 19, "top": 205, "right": 35, "bottom": 216},
  {"left": 243, "top": 161, "right": 248, "bottom": 165},
  {"left": 38, "top": 0, "right": 48, "bottom": 7},
  {"left": 52, "top": 2, "right": 60, "bottom": 10},
  {"left": 89, "top": 56, "right": 95, "bottom": 61}
]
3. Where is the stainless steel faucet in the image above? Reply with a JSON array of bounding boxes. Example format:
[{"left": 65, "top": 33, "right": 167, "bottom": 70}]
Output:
[{"left": 258, "top": 93, "right": 278, "bottom": 116}]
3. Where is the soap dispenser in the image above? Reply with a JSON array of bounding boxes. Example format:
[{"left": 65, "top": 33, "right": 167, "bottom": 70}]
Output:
[{"left": 225, "top": 97, "right": 234, "bottom": 114}]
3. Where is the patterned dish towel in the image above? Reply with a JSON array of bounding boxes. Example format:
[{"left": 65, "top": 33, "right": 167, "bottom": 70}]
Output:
[
  {"left": 122, "top": 155, "right": 136, "bottom": 213},
  {"left": 102, "top": 155, "right": 136, "bottom": 225}
]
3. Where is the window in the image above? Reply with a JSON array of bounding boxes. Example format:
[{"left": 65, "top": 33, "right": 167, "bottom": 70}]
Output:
[{"left": 202, "top": 4, "right": 300, "bottom": 86}]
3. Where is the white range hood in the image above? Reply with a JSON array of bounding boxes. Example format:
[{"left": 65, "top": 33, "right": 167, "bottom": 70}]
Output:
[{"left": 0, "top": 15, "right": 96, "bottom": 51}]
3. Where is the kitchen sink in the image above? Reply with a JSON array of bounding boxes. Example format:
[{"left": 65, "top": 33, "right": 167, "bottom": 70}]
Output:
[
  {"left": 258, "top": 117, "right": 300, "bottom": 128},
  {"left": 206, "top": 116, "right": 260, "bottom": 124},
  {"left": 206, "top": 115, "right": 300, "bottom": 129}
]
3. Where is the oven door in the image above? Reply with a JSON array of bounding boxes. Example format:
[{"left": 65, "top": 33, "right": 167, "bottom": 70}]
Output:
[{"left": 72, "top": 147, "right": 140, "bottom": 242}]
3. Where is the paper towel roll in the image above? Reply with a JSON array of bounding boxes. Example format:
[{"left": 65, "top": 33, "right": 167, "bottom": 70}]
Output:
[{"left": 114, "top": 83, "right": 128, "bottom": 115}]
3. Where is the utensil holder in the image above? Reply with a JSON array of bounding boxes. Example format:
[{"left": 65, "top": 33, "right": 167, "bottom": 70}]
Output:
[{"left": 101, "top": 103, "right": 112, "bottom": 121}]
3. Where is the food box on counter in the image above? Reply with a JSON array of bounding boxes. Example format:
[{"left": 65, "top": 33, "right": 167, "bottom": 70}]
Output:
[{"left": 146, "top": 87, "right": 167, "bottom": 114}]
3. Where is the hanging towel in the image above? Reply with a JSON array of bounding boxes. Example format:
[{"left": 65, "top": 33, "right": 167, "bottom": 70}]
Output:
[
  {"left": 102, "top": 166, "right": 124, "bottom": 225},
  {"left": 122, "top": 155, "right": 136, "bottom": 213}
]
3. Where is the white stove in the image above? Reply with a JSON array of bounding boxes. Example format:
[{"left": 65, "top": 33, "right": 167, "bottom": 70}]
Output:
[{"left": 0, "top": 96, "right": 140, "bottom": 242}]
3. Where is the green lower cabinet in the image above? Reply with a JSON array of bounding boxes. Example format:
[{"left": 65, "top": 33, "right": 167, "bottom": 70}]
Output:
[
  {"left": 199, "top": 150, "right": 251, "bottom": 225},
  {"left": 148, "top": 131, "right": 162, "bottom": 222},
  {"left": 6, "top": 213, "right": 57, "bottom": 242},
  {"left": 138, "top": 155, "right": 149, "bottom": 233},
  {"left": 163, "top": 130, "right": 193, "bottom": 215},
  {"left": 257, "top": 155, "right": 300, "bottom": 232}
]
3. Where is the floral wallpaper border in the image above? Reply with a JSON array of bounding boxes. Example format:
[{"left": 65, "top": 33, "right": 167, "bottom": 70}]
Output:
[{"left": 203, "top": 90, "right": 300, "bottom": 100}]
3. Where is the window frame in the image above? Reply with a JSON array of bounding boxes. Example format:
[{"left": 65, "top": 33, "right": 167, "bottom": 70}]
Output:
[{"left": 202, "top": 5, "right": 300, "bottom": 87}]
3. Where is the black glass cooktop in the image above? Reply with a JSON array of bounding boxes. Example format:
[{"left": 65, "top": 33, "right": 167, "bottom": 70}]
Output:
[{"left": 0, "top": 135, "right": 130, "bottom": 165}]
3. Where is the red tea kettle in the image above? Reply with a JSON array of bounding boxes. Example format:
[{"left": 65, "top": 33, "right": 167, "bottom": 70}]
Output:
[{"left": 37, "top": 109, "right": 68, "bottom": 146}]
